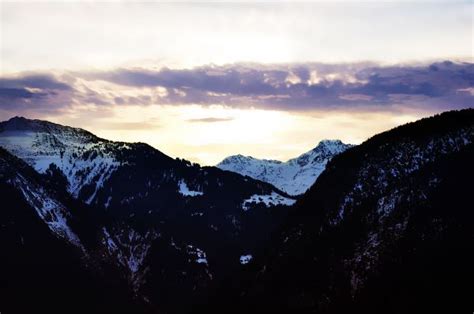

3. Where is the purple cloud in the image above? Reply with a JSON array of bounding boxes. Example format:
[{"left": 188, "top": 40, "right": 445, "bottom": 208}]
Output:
[
  {"left": 1, "top": 61, "right": 473, "bottom": 116},
  {"left": 0, "top": 74, "right": 71, "bottom": 91},
  {"left": 0, "top": 74, "right": 75, "bottom": 112},
  {"left": 80, "top": 61, "right": 473, "bottom": 111}
]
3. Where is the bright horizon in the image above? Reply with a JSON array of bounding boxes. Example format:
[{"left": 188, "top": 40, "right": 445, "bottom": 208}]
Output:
[
  {"left": 1, "top": 107, "right": 427, "bottom": 165},
  {"left": 1, "top": 1, "right": 472, "bottom": 165}
]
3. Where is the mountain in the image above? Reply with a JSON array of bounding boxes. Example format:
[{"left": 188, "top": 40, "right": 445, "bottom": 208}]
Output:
[
  {"left": 0, "top": 147, "right": 140, "bottom": 313},
  {"left": 2, "top": 110, "right": 473, "bottom": 314},
  {"left": 217, "top": 140, "right": 352, "bottom": 195},
  {"left": 0, "top": 116, "right": 296, "bottom": 313},
  {"left": 200, "top": 109, "right": 474, "bottom": 314}
]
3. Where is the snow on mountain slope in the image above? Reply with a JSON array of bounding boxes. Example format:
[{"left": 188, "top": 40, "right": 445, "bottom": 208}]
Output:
[
  {"left": 101, "top": 226, "right": 159, "bottom": 293},
  {"left": 217, "top": 140, "right": 353, "bottom": 195},
  {"left": 0, "top": 148, "right": 84, "bottom": 249},
  {"left": 222, "top": 109, "right": 474, "bottom": 314},
  {"left": 0, "top": 117, "right": 122, "bottom": 204},
  {"left": 242, "top": 192, "right": 296, "bottom": 211},
  {"left": 12, "top": 174, "right": 84, "bottom": 249},
  {"left": 0, "top": 116, "right": 295, "bottom": 213},
  {"left": 0, "top": 116, "right": 297, "bottom": 311},
  {"left": 178, "top": 179, "right": 204, "bottom": 197}
]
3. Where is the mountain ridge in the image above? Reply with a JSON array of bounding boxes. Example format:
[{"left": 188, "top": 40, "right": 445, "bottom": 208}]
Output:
[
  {"left": 0, "top": 146, "right": 142, "bottom": 313},
  {"left": 1, "top": 109, "right": 473, "bottom": 314},
  {"left": 201, "top": 108, "right": 474, "bottom": 314},
  {"left": 217, "top": 139, "right": 353, "bottom": 195},
  {"left": 0, "top": 116, "right": 297, "bottom": 313}
]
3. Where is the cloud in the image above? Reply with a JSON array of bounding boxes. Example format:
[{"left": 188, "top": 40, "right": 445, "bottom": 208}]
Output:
[
  {"left": 101, "top": 121, "right": 162, "bottom": 130},
  {"left": 0, "top": 87, "right": 38, "bottom": 99},
  {"left": 80, "top": 61, "right": 473, "bottom": 111},
  {"left": 1, "top": 61, "right": 473, "bottom": 117},
  {"left": 0, "top": 74, "right": 75, "bottom": 112},
  {"left": 187, "top": 117, "right": 234, "bottom": 123},
  {"left": 0, "top": 74, "right": 71, "bottom": 90}
]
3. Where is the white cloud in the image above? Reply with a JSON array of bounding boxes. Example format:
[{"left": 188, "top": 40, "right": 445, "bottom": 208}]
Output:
[{"left": 1, "top": 2, "right": 472, "bottom": 73}]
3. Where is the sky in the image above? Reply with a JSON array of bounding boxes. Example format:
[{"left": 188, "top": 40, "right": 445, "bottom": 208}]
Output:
[{"left": 0, "top": 1, "right": 473, "bottom": 165}]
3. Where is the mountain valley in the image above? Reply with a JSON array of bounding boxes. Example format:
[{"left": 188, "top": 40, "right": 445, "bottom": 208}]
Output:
[{"left": 1, "top": 109, "right": 473, "bottom": 314}]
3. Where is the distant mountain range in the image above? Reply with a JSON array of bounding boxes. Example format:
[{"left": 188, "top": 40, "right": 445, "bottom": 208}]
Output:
[
  {"left": 1, "top": 109, "right": 473, "bottom": 314},
  {"left": 217, "top": 140, "right": 353, "bottom": 195}
]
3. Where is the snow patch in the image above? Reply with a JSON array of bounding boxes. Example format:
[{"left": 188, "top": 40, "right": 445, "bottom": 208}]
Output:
[
  {"left": 240, "top": 254, "right": 253, "bottom": 265},
  {"left": 12, "top": 174, "right": 84, "bottom": 249},
  {"left": 242, "top": 192, "right": 296, "bottom": 211},
  {"left": 187, "top": 245, "right": 208, "bottom": 265},
  {"left": 101, "top": 227, "right": 159, "bottom": 291},
  {"left": 178, "top": 180, "right": 203, "bottom": 197}
]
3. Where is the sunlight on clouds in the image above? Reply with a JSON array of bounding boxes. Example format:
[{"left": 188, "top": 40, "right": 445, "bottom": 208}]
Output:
[{"left": 0, "top": 2, "right": 470, "bottom": 167}]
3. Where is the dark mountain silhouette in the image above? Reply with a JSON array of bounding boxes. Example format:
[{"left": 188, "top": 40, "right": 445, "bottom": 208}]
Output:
[
  {"left": 1, "top": 109, "right": 473, "bottom": 314},
  {"left": 199, "top": 108, "right": 474, "bottom": 314},
  {"left": 0, "top": 147, "right": 141, "bottom": 314},
  {"left": 0, "top": 117, "right": 296, "bottom": 313}
]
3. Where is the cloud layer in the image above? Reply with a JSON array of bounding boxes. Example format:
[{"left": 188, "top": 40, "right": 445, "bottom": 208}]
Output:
[{"left": 1, "top": 61, "right": 473, "bottom": 116}]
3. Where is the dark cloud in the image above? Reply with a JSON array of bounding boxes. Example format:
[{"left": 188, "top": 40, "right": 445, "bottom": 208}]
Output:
[
  {"left": 0, "top": 74, "right": 75, "bottom": 112},
  {"left": 1, "top": 61, "right": 473, "bottom": 116},
  {"left": 81, "top": 61, "right": 473, "bottom": 111},
  {"left": 0, "top": 74, "right": 71, "bottom": 91},
  {"left": 0, "top": 87, "right": 38, "bottom": 99},
  {"left": 93, "top": 66, "right": 279, "bottom": 96}
]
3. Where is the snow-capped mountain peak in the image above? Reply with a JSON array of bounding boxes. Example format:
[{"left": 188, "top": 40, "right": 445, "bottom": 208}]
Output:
[
  {"left": 288, "top": 139, "right": 350, "bottom": 167},
  {"left": 217, "top": 139, "right": 353, "bottom": 196},
  {"left": 0, "top": 116, "right": 127, "bottom": 203},
  {"left": 1, "top": 116, "right": 97, "bottom": 140}
]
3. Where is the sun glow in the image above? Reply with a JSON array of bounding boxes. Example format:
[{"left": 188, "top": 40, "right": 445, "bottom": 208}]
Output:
[
  {"left": 1, "top": 2, "right": 469, "bottom": 165},
  {"left": 37, "top": 104, "right": 424, "bottom": 165}
]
